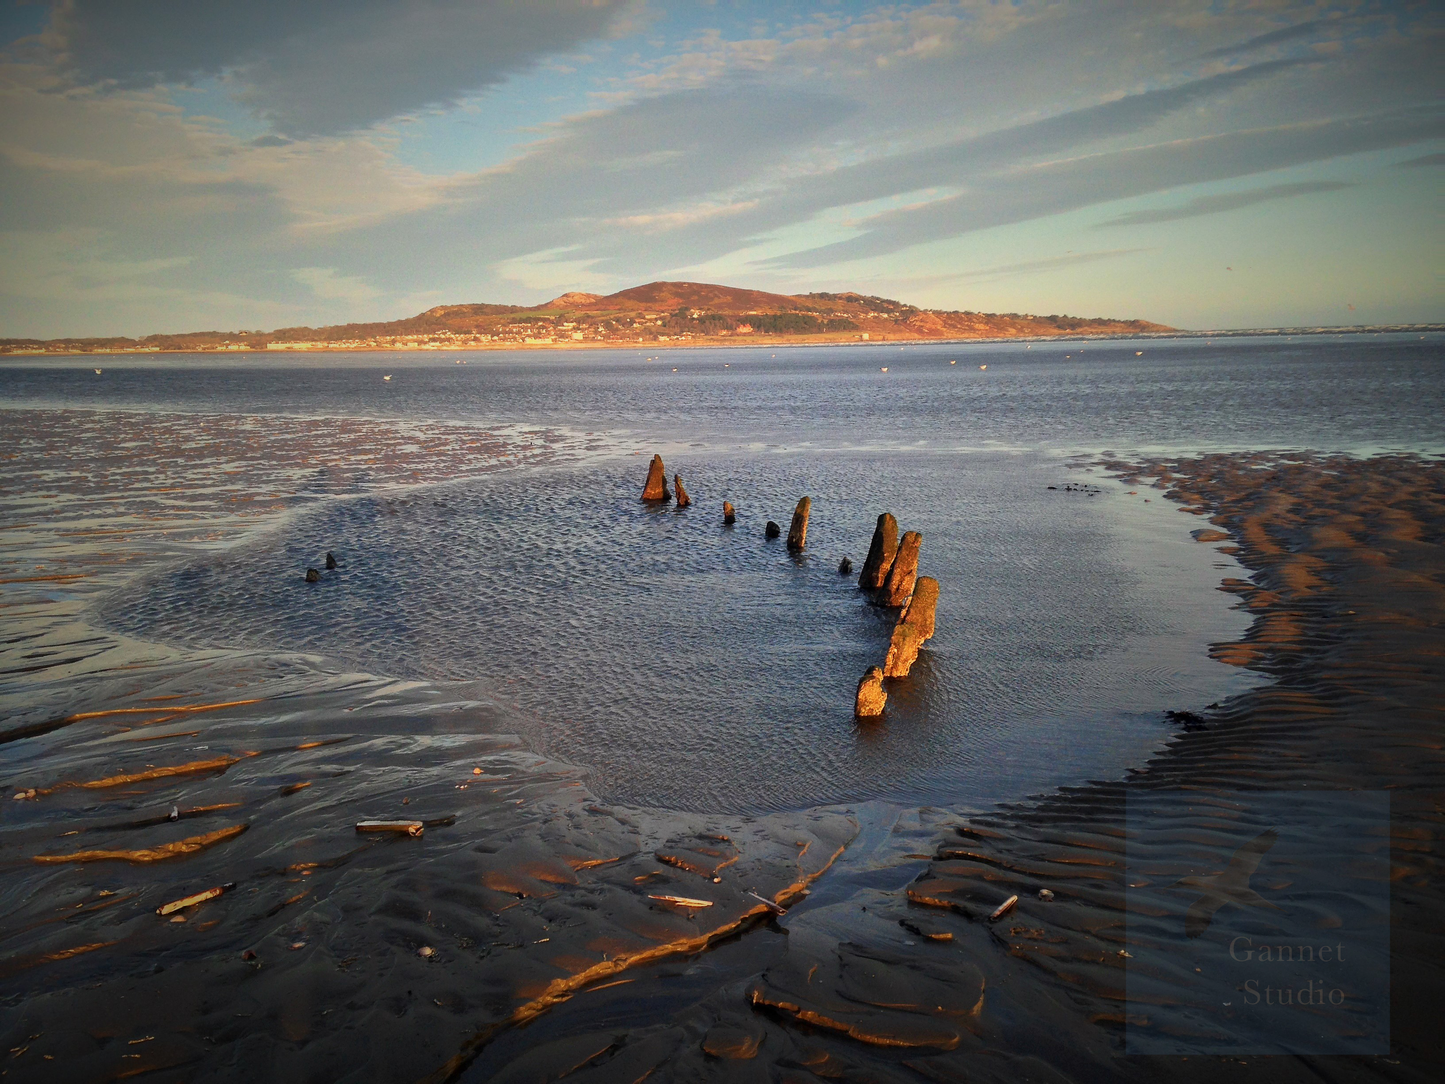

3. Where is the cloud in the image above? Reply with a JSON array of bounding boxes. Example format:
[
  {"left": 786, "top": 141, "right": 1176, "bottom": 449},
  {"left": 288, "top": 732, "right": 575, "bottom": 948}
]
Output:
[
  {"left": 1395, "top": 151, "right": 1444, "bottom": 168},
  {"left": 3, "top": 1, "right": 1442, "bottom": 334},
  {"left": 762, "top": 106, "right": 1444, "bottom": 268},
  {"left": 930, "top": 248, "right": 1154, "bottom": 282},
  {"left": 290, "top": 266, "right": 380, "bottom": 305},
  {"left": 46, "top": 0, "right": 634, "bottom": 136},
  {"left": 1198, "top": 20, "right": 1329, "bottom": 59},
  {"left": 1094, "top": 181, "right": 1355, "bottom": 228},
  {"left": 307, "top": 84, "right": 859, "bottom": 282},
  {"left": 511, "top": 54, "right": 1327, "bottom": 281}
]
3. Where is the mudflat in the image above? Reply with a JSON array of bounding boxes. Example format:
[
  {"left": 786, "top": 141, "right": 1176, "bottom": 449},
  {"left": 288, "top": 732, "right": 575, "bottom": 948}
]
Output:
[{"left": 2, "top": 447, "right": 1438, "bottom": 1082}]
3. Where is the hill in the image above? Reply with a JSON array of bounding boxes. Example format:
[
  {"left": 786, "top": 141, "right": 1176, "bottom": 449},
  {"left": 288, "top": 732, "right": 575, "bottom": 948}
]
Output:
[{"left": 0, "top": 280, "right": 1175, "bottom": 355}]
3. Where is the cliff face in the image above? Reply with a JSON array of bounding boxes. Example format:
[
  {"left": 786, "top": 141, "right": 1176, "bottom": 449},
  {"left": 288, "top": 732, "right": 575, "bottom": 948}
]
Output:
[{"left": 1, "top": 280, "right": 1175, "bottom": 355}]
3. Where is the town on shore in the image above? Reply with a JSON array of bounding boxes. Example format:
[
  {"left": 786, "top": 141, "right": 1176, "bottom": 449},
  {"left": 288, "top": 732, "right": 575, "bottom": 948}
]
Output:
[
  {"left": 1, "top": 281, "right": 1175, "bottom": 356},
  {"left": 6, "top": 280, "right": 1435, "bottom": 357}
]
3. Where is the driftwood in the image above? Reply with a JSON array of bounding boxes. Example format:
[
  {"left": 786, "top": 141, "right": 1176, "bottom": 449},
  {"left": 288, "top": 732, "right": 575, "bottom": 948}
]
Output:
[
  {"left": 355, "top": 820, "right": 424, "bottom": 837},
  {"left": 157, "top": 883, "right": 236, "bottom": 916},
  {"left": 989, "top": 894, "right": 1019, "bottom": 921}
]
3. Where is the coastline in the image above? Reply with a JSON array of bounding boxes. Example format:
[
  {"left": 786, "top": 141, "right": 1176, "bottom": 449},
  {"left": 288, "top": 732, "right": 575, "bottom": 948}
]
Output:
[
  {"left": 0, "top": 392, "right": 1439, "bottom": 1080},
  {"left": 3, "top": 325, "right": 1440, "bottom": 360}
]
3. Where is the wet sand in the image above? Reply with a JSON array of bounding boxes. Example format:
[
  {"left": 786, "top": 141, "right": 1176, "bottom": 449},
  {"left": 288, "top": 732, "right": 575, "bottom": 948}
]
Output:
[{"left": 2, "top": 442, "right": 1440, "bottom": 1082}]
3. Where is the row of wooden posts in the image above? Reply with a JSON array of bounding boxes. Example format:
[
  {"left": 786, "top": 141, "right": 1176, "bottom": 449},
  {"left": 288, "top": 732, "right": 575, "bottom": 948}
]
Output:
[{"left": 640, "top": 454, "right": 936, "bottom": 718}]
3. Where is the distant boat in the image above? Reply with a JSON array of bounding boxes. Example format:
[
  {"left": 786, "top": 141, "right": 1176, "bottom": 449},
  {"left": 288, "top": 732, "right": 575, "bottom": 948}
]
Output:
[
  {"left": 881, "top": 367, "right": 888, "bottom": 372},
  {"left": 93, "top": 368, "right": 103, "bottom": 374},
  {"left": 383, "top": 374, "right": 392, "bottom": 381},
  {"left": 1135, "top": 351, "right": 1143, "bottom": 356},
  {"left": 950, "top": 360, "right": 956, "bottom": 365},
  {"left": 979, "top": 364, "right": 987, "bottom": 370}
]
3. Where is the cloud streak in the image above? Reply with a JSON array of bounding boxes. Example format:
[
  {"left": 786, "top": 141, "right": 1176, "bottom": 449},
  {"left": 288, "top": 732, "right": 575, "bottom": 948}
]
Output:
[
  {"left": 762, "top": 106, "right": 1443, "bottom": 268},
  {"left": 46, "top": 0, "right": 633, "bottom": 136},
  {"left": 1094, "top": 181, "right": 1355, "bottom": 227}
]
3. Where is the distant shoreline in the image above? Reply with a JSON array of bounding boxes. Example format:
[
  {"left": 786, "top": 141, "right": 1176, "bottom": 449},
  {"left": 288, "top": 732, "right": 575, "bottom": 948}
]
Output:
[{"left": 2, "top": 323, "right": 1439, "bottom": 359}]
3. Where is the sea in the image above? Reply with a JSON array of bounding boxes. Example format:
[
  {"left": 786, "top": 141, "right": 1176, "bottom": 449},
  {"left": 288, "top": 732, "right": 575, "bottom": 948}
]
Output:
[{"left": 3, "top": 334, "right": 1442, "bottom": 818}]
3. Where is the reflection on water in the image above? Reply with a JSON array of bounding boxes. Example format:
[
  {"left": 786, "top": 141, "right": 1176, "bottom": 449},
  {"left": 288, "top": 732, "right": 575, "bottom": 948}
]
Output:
[
  {"left": 96, "top": 450, "right": 1256, "bottom": 813},
  {"left": 2, "top": 339, "right": 1436, "bottom": 1078},
  {"left": 4, "top": 334, "right": 1442, "bottom": 456}
]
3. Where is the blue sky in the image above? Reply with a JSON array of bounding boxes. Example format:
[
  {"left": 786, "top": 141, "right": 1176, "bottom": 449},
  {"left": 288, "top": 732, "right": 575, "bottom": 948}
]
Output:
[{"left": 0, "top": 0, "right": 1439, "bottom": 337}]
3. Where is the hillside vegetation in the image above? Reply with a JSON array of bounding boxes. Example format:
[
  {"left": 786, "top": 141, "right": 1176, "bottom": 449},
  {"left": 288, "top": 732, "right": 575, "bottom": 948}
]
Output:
[{"left": 1, "top": 281, "right": 1174, "bottom": 354}]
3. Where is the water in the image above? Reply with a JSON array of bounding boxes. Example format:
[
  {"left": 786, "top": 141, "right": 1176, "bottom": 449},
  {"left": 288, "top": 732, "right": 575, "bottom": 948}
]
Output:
[
  {"left": 5, "top": 335, "right": 1442, "bottom": 455},
  {"left": 4, "top": 334, "right": 1443, "bottom": 818}
]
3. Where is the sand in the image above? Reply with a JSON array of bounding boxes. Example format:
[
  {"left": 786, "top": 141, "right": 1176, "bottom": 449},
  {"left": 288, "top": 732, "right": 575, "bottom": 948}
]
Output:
[{"left": 1, "top": 447, "right": 1440, "bottom": 1082}]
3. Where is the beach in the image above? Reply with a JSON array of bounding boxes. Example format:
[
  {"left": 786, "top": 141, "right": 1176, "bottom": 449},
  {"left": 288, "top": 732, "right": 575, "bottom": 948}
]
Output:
[{"left": 0, "top": 339, "right": 1440, "bottom": 1082}]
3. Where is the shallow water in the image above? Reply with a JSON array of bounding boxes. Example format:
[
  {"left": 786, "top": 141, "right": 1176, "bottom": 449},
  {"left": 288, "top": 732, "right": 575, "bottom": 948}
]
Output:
[
  {"left": 4, "top": 334, "right": 1442, "bottom": 455},
  {"left": 3, "top": 337, "right": 1441, "bottom": 1080},
  {"left": 93, "top": 449, "right": 1254, "bottom": 813},
  {"left": 6, "top": 334, "right": 1442, "bottom": 814}
]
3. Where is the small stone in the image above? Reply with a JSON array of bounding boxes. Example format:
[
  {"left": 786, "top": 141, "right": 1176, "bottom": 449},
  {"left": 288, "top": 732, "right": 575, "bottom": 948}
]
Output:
[
  {"left": 786, "top": 496, "right": 811, "bottom": 551},
  {"left": 1038, "top": 889, "right": 1055, "bottom": 901},
  {"left": 641, "top": 454, "right": 671, "bottom": 501},
  {"left": 883, "top": 576, "right": 938, "bottom": 678},
  {"left": 325, "top": 551, "right": 338, "bottom": 570},
  {"left": 674, "top": 474, "right": 691, "bottom": 508},
  {"left": 855, "top": 667, "right": 887, "bottom": 717},
  {"left": 879, "top": 531, "right": 921, "bottom": 607},
  {"left": 838, "top": 556, "right": 852, "bottom": 575},
  {"left": 304, "top": 568, "right": 320, "bottom": 583},
  {"left": 723, "top": 500, "right": 735, "bottom": 524},
  {"left": 859, "top": 513, "right": 899, "bottom": 589},
  {"left": 765, "top": 521, "right": 780, "bottom": 539}
]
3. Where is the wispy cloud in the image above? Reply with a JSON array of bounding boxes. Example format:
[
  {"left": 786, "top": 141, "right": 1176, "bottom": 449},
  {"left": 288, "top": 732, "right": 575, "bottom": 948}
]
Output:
[
  {"left": 1198, "top": 20, "right": 1330, "bottom": 59},
  {"left": 762, "top": 107, "right": 1443, "bottom": 269},
  {"left": 930, "top": 248, "right": 1153, "bottom": 282},
  {"left": 290, "top": 266, "right": 380, "bottom": 305},
  {"left": 1094, "top": 181, "right": 1355, "bottom": 228},
  {"left": 1395, "top": 151, "right": 1444, "bottom": 168},
  {"left": 45, "top": 0, "right": 634, "bottom": 137}
]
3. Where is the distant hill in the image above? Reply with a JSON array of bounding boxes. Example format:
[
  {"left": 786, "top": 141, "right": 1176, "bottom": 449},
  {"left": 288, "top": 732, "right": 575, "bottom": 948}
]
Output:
[{"left": 0, "top": 280, "right": 1177, "bottom": 355}]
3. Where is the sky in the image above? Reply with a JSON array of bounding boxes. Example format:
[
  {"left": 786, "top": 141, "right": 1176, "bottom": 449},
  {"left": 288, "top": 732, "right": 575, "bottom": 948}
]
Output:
[{"left": 0, "top": 0, "right": 1440, "bottom": 337}]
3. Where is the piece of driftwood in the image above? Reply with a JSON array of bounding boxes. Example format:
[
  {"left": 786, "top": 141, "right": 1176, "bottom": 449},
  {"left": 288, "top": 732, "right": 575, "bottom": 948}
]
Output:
[
  {"left": 647, "top": 894, "right": 713, "bottom": 908},
  {"left": 156, "top": 882, "right": 236, "bottom": 916},
  {"left": 989, "top": 894, "right": 1019, "bottom": 921},
  {"left": 355, "top": 820, "right": 424, "bottom": 837},
  {"left": 746, "top": 890, "right": 787, "bottom": 916}
]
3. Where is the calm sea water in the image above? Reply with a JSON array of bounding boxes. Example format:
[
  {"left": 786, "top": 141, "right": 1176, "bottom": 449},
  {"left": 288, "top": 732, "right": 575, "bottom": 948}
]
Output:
[{"left": 4, "top": 334, "right": 1442, "bottom": 813}]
